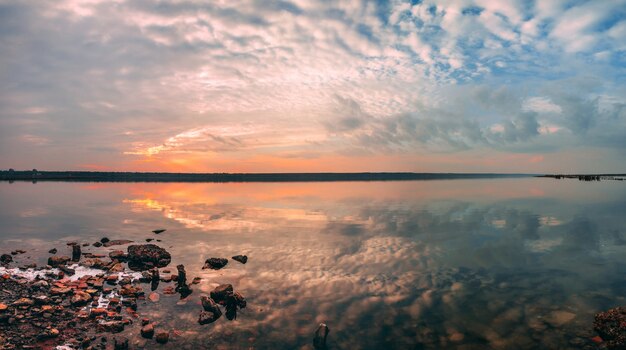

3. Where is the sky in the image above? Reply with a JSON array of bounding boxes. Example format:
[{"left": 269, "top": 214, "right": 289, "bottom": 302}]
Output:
[{"left": 1, "top": 0, "right": 625, "bottom": 173}]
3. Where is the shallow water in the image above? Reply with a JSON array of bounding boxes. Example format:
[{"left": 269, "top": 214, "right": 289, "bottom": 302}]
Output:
[{"left": 1, "top": 178, "right": 625, "bottom": 349}]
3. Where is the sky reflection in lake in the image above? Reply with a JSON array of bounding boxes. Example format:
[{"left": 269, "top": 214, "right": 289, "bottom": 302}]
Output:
[{"left": 0, "top": 178, "right": 625, "bottom": 349}]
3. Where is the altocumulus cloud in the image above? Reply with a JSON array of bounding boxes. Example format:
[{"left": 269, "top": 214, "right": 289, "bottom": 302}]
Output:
[{"left": 0, "top": 0, "right": 625, "bottom": 170}]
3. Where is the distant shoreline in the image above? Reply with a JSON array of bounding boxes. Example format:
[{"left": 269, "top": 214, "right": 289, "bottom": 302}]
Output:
[{"left": 0, "top": 170, "right": 536, "bottom": 183}]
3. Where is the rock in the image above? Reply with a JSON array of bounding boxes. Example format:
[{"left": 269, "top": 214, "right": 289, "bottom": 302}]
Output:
[
  {"left": 48, "top": 255, "right": 70, "bottom": 267},
  {"left": 12, "top": 298, "right": 34, "bottom": 307},
  {"left": 175, "top": 264, "right": 192, "bottom": 297},
  {"left": 232, "top": 255, "right": 248, "bottom": 264},
  {"left": 210, "top": 284, "right": 234, "bottom": 303},
  {"left": 126, "top": 244, "right": 171, "bottom": 271},
  {"left": 201, "top": 296, "right": 222, "bottom": 320},
  {"left": 99, "top": 321, "right": 125, "bottom": 333},
  {"left": 0, "top": 303, "right": 7, "bottom": 312},
  {"left": 71, "top": 291, "right": 92, "bottom": 306},
  {"left": 155, "top": 331, "right": 169, "bottom": 344},
  {"left": 203, "top": 257, "right": 228, "bottom": 270},
  {"left": 313, "top": 323, "right": 329, "bottom": 349},
  {"left": 141, "top": 323, "right": 154, "bottom": 338},
  {"left": 152, "top": 229, "right": 166, "bottom": 234},
  {"left": 100, "top": 237, "right": 110, "bottom": 243},
  {"left": 114, "top": 336, "right": 129, "bottom": 350},
  {"left": 72, "top": 245, "right": 82, "bottom": 262},
  {"left": 50, "top": 287, "right": 73, "bottom": 295},
  {"left": 148, "top": 292, "right": 160, "bottom": 303},
  {"left": 59, "top": 265, "right": 76, "bottom": 276},
  {"left": 109, "top": 250, "right": 127, "bottom": 260},
  {"left": 594, "top": 306, "right": 626, "bottom": 349},
  {"left": 1, "top": 254, "right": 13, "bottom": 264},
  {"left": 192, "top": 277, "right": 202, "bottom": 284},
  {"left": 198, "top": 310, "right": 221, "bottom": 325},
  {"left": 93, "top": 242, "right": 102, "bottom": 247},
  {"left": 48, "top": 248, "right": 57, "bottom": 254},
  {"left": 546, "top": 310, "right": 576, "bottom": 327},
  {"left": 103, "top": 239, "right": 133, "bottom": 247}
]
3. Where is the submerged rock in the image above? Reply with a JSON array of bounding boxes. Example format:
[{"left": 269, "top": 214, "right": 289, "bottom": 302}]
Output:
[
  {"left": 141, "top": 323, "right": 154, "bottom": 338},
  {"left": 126, "top": 244, "right": 171, "bottom": 271},
  {"left": 198, "top": 310, "right": 221, "bottom": 325},
  {"left": 103, "top": 239, "right": 133, "bottom": 248},
  {"left": 232, "top": 255, "right": 248, "bottom": 264},
  {"left": 313, "top": 323, "right": 330, "bottom": 349},
  {"left": 155, "top": 331, "right": 169, "bottom": 344},
  {"left": 594, "top": 306, "right": 626, "bottom": 349},
  {"left": 203, "top": 257, "right": 228, "bottom": 270}
]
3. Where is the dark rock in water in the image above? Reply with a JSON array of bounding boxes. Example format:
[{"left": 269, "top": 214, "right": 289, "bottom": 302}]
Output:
[
  {"left": 210, "top": 284, "right": 233, "bottom": 303},
  {"left": 313, "top": 323, "right": 330, "bottom": 349},
  {"left": 100, "top": 237, "right": 110, "bottom": 243},
  {"left": 146, "top": 238, "right": 153, "bottom": 242},
  {"left": 48, "top": 256, "right": 70, "bottom": 267},
  {"left": 201, "top": 296, "right": 222, "bottom": 317},
  {"left": 114, "top": 336, "right": 129, "bottom": 350},
  {"left": 232, "top": 255, "right": 248, "bottom": 264},
  {"left": 203, "top": 257, "right": 228, "bottom": 270},
  {"left": 155, "top": 331, "right": 169, "bottom": 344},
  {"left": 198, "top": 309, "right": 221, "bottom": 325},
  {"left": 93, "top": 242, "right": 102, "bottom": 247},
  {"left": 175, "top": 264, "right": 192, "bottom": 298},
  {"left": 59, "top": 265, "right": 76, "bottom": 276},
  {"left": 48, "top": 248, "right": 57, "bottom": 254},
  {"left": 151, "top": 268, "right": 160, "bottom": 291},
  {"left": 72, "top": 244, "right": 81, "bottom": 262},
  {"left": 224, "top": 291, "right": 247, "bottom": 320},
  {"left": 594, "top": 306, "right": 626, "bottom": 349},
  {"left": 0, "top": 254, "right": 12, "bottom": 264},
  {"left": 103, "top": 239, "right": 133, "bottom": 247},
  {"left": 126, "top": 244, "right": 171, "bottom": 271},
  {"left": 152, "top": 229, "right": 166, "bottom": 234},
  {"left": 98, "top": 321, "right": 125, "bottom": 333},
  {"left": 141, "top": 323, "right": 154, "bottom": 338}
]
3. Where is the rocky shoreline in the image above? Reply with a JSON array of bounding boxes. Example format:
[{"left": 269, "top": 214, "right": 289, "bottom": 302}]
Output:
[{"left": 0, "top": 238, "right": 254, "bottom": 349}]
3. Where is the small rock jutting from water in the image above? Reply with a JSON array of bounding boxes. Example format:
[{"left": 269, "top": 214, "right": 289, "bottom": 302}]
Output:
[
  {"left": 155, "top": 331, "right": 169, "bottom": 344},
  {"left": 152, "top": 229, "right": 166, "bottom": 234},
  {"left": 203, "top": 257, "right": 228, "bottom": 270},
  {"left": 48, "top": 248, "right": 57, "bottom": 254},
  {"left": 0, "top": 254, "right": 12, "bottom": 264},
  {"left": 103, "top": 239, "right": 133, "bottom": 248},
  {"left": 232, "top": 255, "right": 248, "bottom": 264},
  {"left": 594, "top": 306, "right": 626, "bottom": 349},
  {"left": 48, "top": 255, "right": 70, "bottom": 267},
  {"left": 126, "top": 244, "right": 171, "bottom": 271},
  {"left": 175, "top": 264, "right": 193, "bottom": 298},
  {"left": 72, "top": 244, "right": 82, "bottom": 262},
  {"left": 314, "top": 323, "right": 330, "bottom": 349},
  {"left": 141, "top": 323, "right": 155, "bottom": 339}
]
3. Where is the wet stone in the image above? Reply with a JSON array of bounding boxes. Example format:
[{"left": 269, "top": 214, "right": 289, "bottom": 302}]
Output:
[
  {"left": 141, "top": 323, "right": 154, "bottom": 338},
  {"left": 232, "top": 255, "right": 248, "bottom": 264},
  {"left": 313, "top": 323, "right": 330, "bottom": 349},
  {"left": 48, "top": 256, "right": 70, "bottom": 267},
  {"left": 594, "top": 306, "right": 626, "bottom": 349},
  {"left": 114, "top": 336, "right": 129, "bottom": 350},
  {"left": 156, "top": 331, "right": 169, "bottom": 344},
  {"left": 203, "top": 257, "right": 228, "bottom": 270},
  {"left": 48, "top": 248, "right": 57, "bottom": 254},
  {"left": 127, "top": 244, "right": 171, "bottom": 271},
  {"left": 210, "top": 284, "right": 233, "bottom": 303},
  {"left": 1, "top": 254, "right": 13, "bottom": 264}
]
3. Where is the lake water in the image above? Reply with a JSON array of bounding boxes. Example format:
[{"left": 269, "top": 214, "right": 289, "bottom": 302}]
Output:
[{"left": 1, "top": 178, "right": 625, "bottom": 349}]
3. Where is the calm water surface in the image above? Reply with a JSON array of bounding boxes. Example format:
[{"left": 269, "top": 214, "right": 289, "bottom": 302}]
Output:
[{"left": 1, "top": 178, "right": 625, "bottom": 349}]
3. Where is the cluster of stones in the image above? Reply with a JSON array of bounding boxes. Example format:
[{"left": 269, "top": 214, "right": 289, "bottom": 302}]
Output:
[
  {"left": 594, "top": 306, "right": 626, "bottom": 349},
  {"left": 1, "top": 236, "right": 256, "bottom": 348}
]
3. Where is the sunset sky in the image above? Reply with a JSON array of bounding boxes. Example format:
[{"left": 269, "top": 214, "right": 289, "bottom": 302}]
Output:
[{"left": 1, "top": 0, "right": 625, "bottom": 173}]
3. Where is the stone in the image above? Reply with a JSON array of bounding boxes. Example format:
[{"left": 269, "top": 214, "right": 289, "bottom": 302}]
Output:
[
  {"left": 48, "top": 256, "right": 70, "bottom": 267},
  {"left": 210, "top": 284, "right": 233, "bottom": 303},
  {"left": 50, "top": 287, "right": 72, "bottom": 295},
  {"left": 546, "top": 310, "right": 576, "bottom": 327},
  {"left": 100, "top": 237, "right": 110, "bottom": 243},
  {"left": 198, "top": 310, "right": 221, "bottom": 325},
  {"left": 114, "top": 336, "right": 129, "bottom": 350},
  {"left": 72, "top": 245, "right": 82, "bottom": 262},
  {"left": 93, "top": 242, "right": 102, "bottom": 247},
  {"left": 1, "top": 254, "right": 13, "bottom": 264},
  {"left": 203, "top": 257, "right": 228, "bottom": 270},
  {"left": 102, "top": 239, "right": 133, "bottom": 247},
  {"left": 148, "top": 292, "right": 160, "bottom": 303},
  {"left": 0, "top": 303, "right": 7, "bottom": 312},
  {"left": 141, "top": 323, "right": 154, "bottom": 338},
  {"left": 155, "top": 331, "right": 169, "bottom": 344},
  {"left": 313, "top": 323, "right": 329, "bottom": 349},
  {"left": 48, "top": 248, "right": 58, "bottom": 254},
  {"left": 232, "top": 255, "right": 248, "bottom": 264},
  {"left": 109, "top": 250, "right": 126, "bottom": 260},
  {"left": 12, "top": 298, "right": 34, "bottom": 307},
  {"left": 71, "top": 291, "right": 92, "bottom": 306},
  {"left": 99, "top": 321, "right": 125, "bottom": 333},
  {"left": 126, "top": 244, "right": 171, "bottom": 271},
  {"left": 152, "top": 229, "right": 166, "bottom": 234},
  {"left": 594, "top": 306, "right": 626, "bottom": 349}
]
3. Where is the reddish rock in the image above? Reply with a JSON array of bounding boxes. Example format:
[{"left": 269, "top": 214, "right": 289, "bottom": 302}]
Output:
[
  {"left": 148, "top": 292, "right": 160, "bottom": 303},
  {"left": 155, "top": 331, "right": 169, "bottom": 344},
  {"left": 141, "top": 323, "right": 154, "bottom": 338},
  {"left": 47, "top": 256, "right": 70, "bottom": 267},
  {"left": 210, "top": 284, "right": 233, "bottom": 303},
  {"left": 594, "top": 307, "right": 626, "bottom": 349},
  {"left": 126, "top": 244, "right": 171, "bottom": 271}
]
